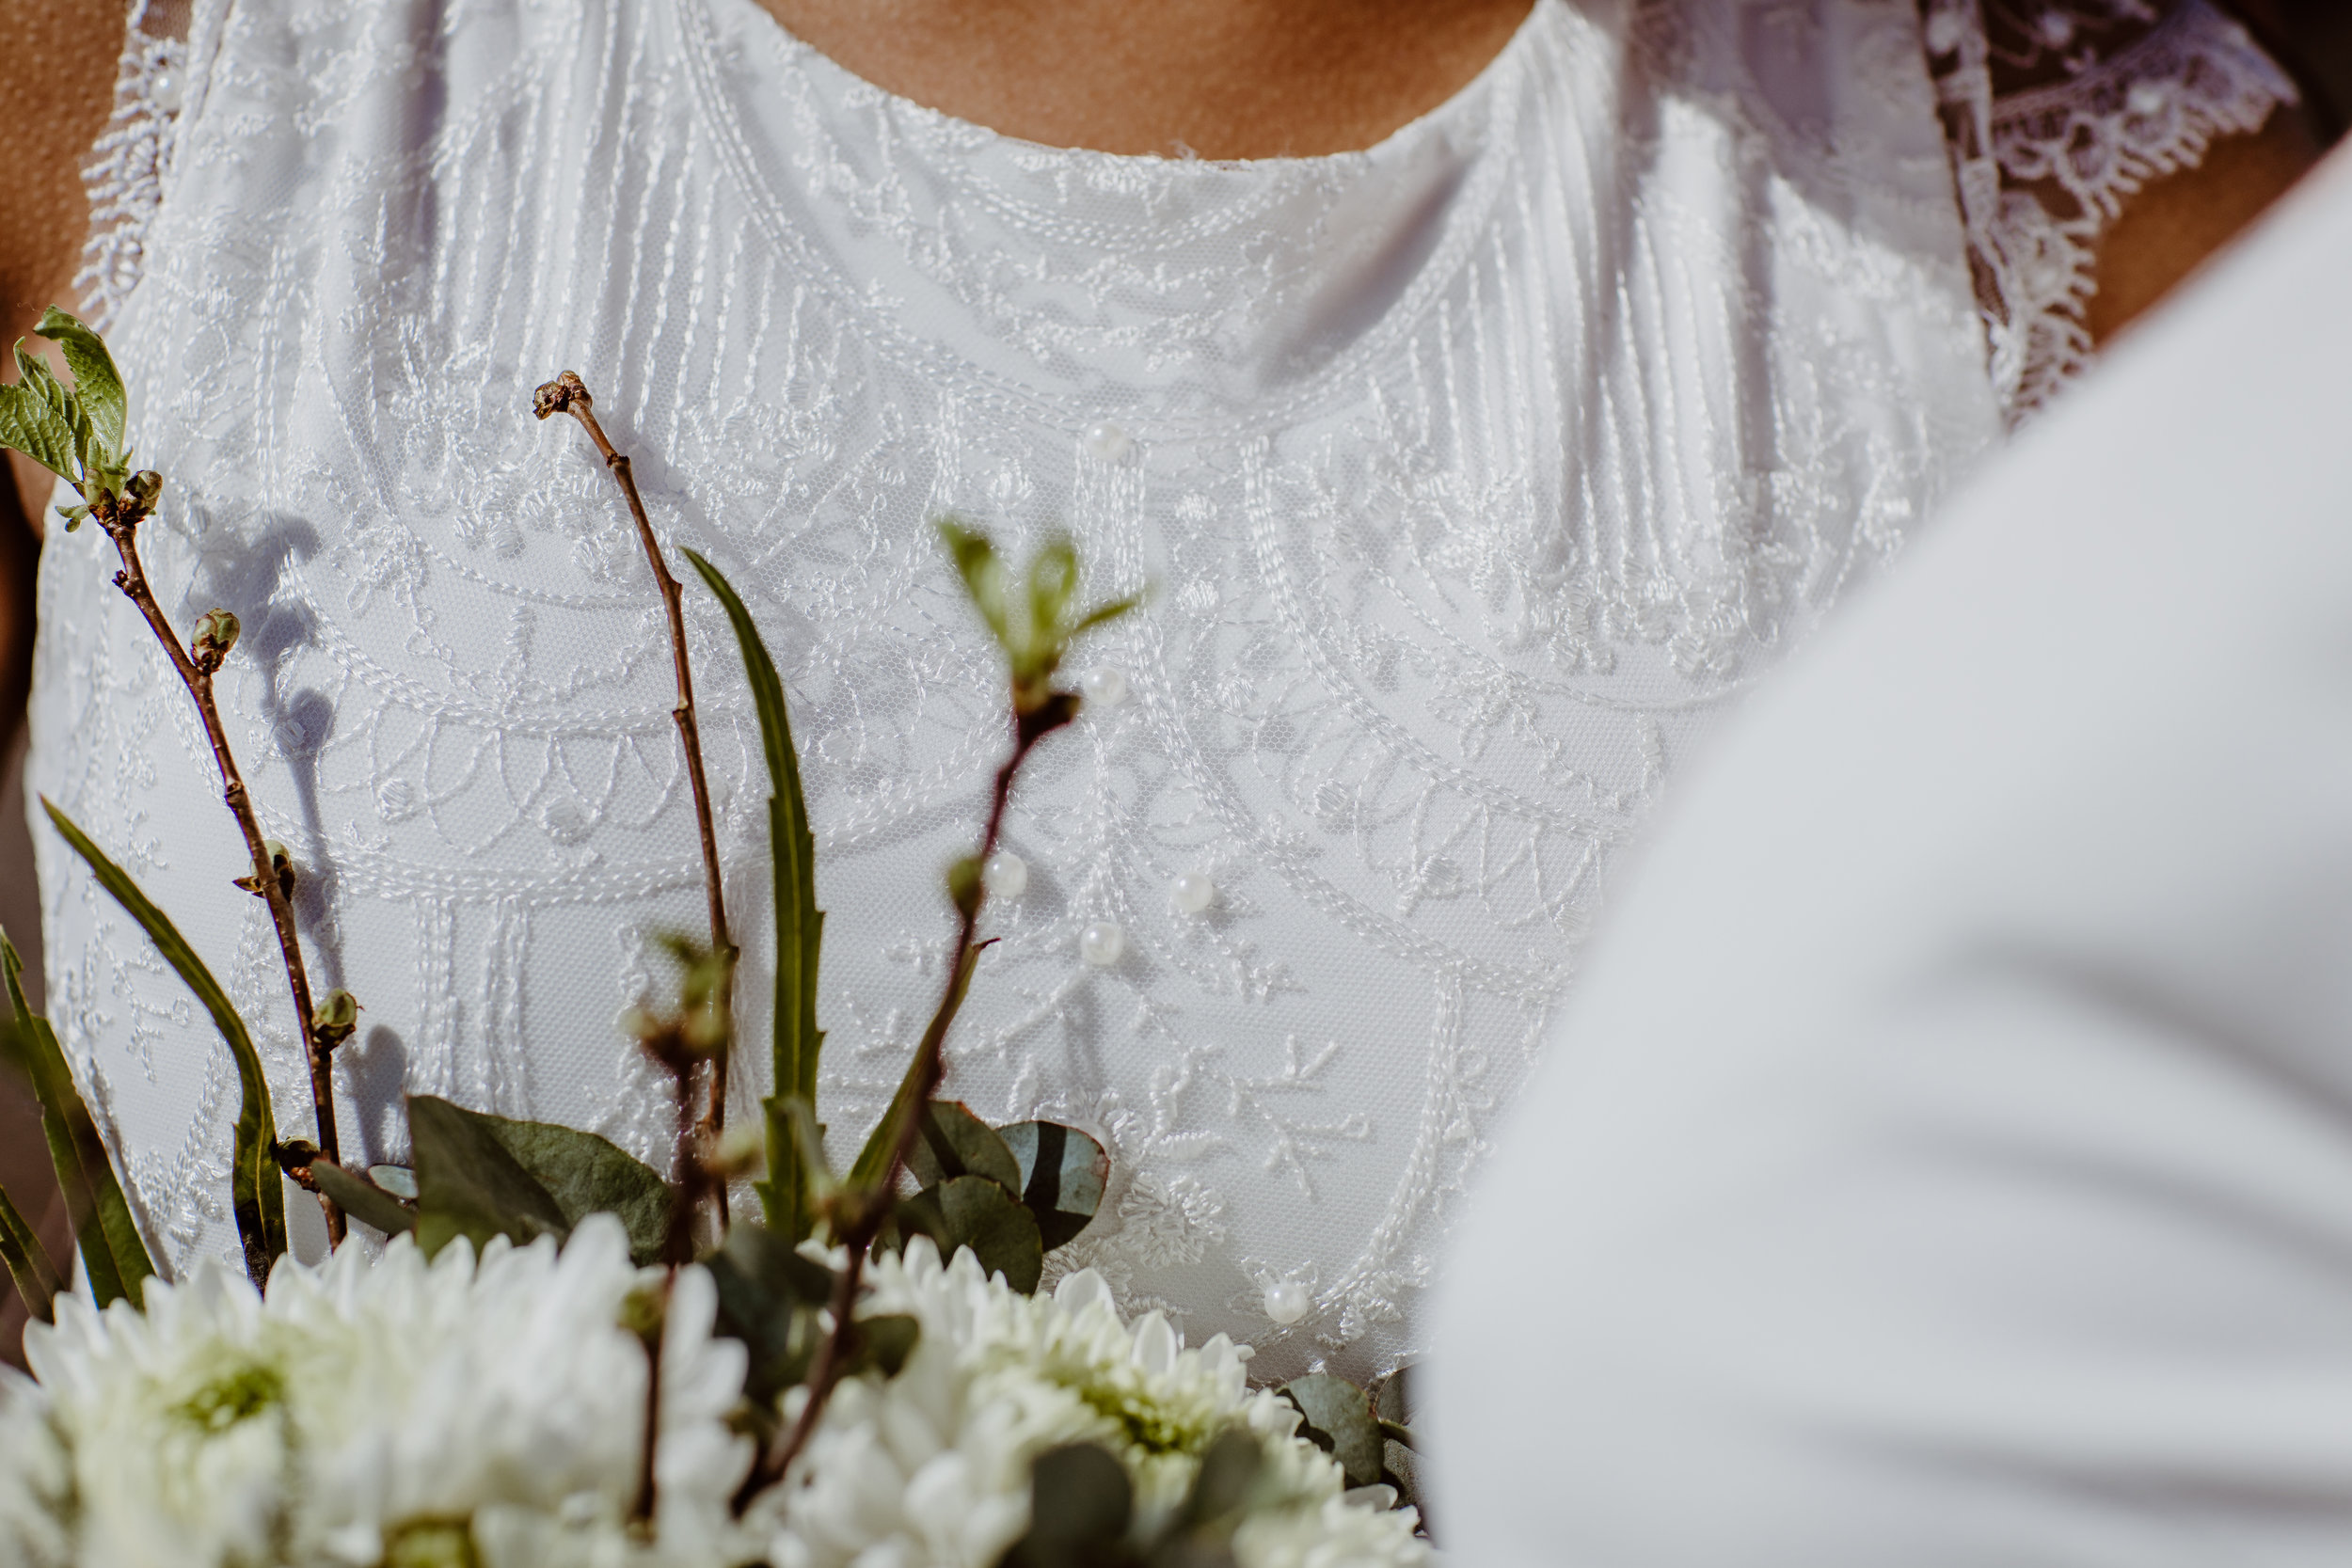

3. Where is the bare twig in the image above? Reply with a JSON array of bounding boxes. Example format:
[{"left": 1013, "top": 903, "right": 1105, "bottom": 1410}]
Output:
[
  {"left": 535, "top": 372, "right": 738, "bottom": 1222},
  {"left": 93, "top": 488, "right": 345, "bottom": 1244},
  {"left": 741, "top": 698, "right": 1075, "bottom": 1500}
]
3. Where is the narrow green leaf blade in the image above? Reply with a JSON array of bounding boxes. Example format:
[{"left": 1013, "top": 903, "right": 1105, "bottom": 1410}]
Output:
[
  {"left": 308, "top": 1158, "right": 418, "bottom": 1239},
  {"left": 849, "top": 942, "right": 982, "bottom": 1191},
  {"left": 42, "top": 801, "right": 286, "bottom": 1286},
  {"left": 34, "top": 308, "right": 125, "bottom": 455},
  {"left": 0, "top": 1181, "right": 64, "bottom": 1324},
  {"left": 2, "top": 925, "right": 157, "bottom": 1305},
  {"left": 681, "top": 548, "right": 829, "bottom": 1241},
  {"left": 405, "top": 1095, "right": 571, "bottom": 1259}
]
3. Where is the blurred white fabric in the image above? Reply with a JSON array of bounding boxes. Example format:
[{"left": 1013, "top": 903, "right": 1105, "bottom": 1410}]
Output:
[{"left": 1429, "top": 147, "right": 2352, "bottom": 1563}]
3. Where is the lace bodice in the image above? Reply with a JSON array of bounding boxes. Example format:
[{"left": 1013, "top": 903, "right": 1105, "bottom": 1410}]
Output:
[{"left": 24, "top": 0, "right": 2285, "bottom": 1382}]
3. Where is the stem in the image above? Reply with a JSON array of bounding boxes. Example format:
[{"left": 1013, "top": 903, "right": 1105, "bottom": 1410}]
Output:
[
  {"left": 740, "top": 701, "right": 1072, "bottom": 1502},
  {"left": 536, "top": 372, "right": 737, "bottom": 1224},
  {"left": 97, "top": 498, "right": 344, "bottom": 1244}
]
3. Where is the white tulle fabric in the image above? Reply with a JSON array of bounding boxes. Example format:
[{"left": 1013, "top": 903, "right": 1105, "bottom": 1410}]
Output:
[{"left": 20, "top": 0, "right": 2241, "bottom": 1381}]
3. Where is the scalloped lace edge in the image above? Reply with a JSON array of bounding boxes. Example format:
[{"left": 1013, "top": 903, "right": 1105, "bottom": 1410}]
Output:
[
  {"left": 1928, "top": 0, "right": 2298, "bottom": 423},
  {"left": 76, "top": 0, "right": 189, "bottom": 330}
]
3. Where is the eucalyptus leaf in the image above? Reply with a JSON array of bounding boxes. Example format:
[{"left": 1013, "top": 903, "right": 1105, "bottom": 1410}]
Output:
[
  {"left": 43, "top": 802, "right": 286, "bottom": 1287},
  {"left": 996, "top": 1120, "right": 1109, "bottom": 1250},
  {"left": 1278, "top": 1373, "right": 1384, "bottom": 1489},
  {"left": 708, "top": 1222, "right": 835, "bottom": 1404},
  {"left": 681, "top": 548, "right": 828, "bottom": 1243},
  {"left": 35, "top": 307, "right": 125, "bottom": 456},
  {"left": 369, "top": 1164, "right": 418, "bottom": 1200},
  {"left": 308, "top": 1158, "right": 418, "bottom": 1238},
  {"left": 1003, "top": 1443, "right": 1132, "bottom": 1568},
  {"left": 0, "top": 1181, "right": 63, "bottom": 1324},
  {"left": 482, "top": 1114, "right": 671, "bottom": 1263},
  {"left": 902, "top": 1173, "right": 1043, "bottom": 1294},
  {"left": 906, "top": 1101, "right": 1021, "bottom": 1194},
  {"left": 846, "top": 1312, "right": 920, "bottom": 1380},
  {"left": 1174, "top": 1427, "right": 1265, "bottom": 1533},
  {"left": 406, "top": 1096, "right": 572, "bottom": 1259}
]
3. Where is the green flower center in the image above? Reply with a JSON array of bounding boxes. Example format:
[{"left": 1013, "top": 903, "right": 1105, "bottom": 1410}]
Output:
[{"left": 174, "top": 1358, "right": 285, "bottom": 1433}]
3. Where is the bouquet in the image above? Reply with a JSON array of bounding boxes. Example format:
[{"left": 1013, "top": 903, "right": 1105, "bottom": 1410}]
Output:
[{"left": 0, "top": 316, "right": 1431, "bottom": 1567}]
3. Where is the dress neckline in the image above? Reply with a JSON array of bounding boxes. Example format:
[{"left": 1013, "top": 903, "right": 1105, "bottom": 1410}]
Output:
[{"left": 678, "top": 0, "right": 1577, "bottom": 430}]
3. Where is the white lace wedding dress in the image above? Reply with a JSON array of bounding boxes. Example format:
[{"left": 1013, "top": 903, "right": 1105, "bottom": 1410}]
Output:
[{"left": 27, "top": 0, "right": 2294, "bottom": 1382}]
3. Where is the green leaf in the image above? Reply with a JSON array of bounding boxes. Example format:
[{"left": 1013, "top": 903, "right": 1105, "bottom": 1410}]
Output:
[
  {"left": 848, "top": 1311, "right": 921, "bottom": 1379},
  {"left": 484, "top": 1114, "right": 671, "bottom": 1263},
  {"left": 0, "top": 945, "right": 152, "bottom": 1308},
  {"left": 850, "top": 942, "right": 984, "bottom": 1193},
  {"left": 308, "top": 1158, "right": 418, "bottom": 1239},
  {"left": 902, "top": 1172, "right": 1044, "bottom": 1294},
  {"left": 0, "top": 1181, "right": 64, "bottom": 1324},
  {"left": 41, "top": 801, "right": 284, "bottom": 1287},
  {"left": 1174, "top": 1427, "right": 1266, "bottom": 1534},
  {"left": 707, "top": 1222, "right": 837, "bottom": 1404},
  {"left": 369, "top": 1164, "right": 418, "bottom": 1199},
  {"left": 35, "top": 307, "right": 125, "bottom": 456},
  {"left": 0, "top": 376, "right": 81, "bottom": 484},
  {"left": 996, "top": 1120, "right": 1109, "bottom": 1250},
  {"left": 1278, "top": 1373, "right": 1384, "bottom": 1489},
  {"left": 906, "top": 1101, "right": 1022, "bottom": 1194},
  {"left": 936, "top": 517, "right": 1009, "bottom": 644},
  {"left": 681, "top": 548, "right": 828, "bottom": 1243},
  {"left": 1024, "top": 536, "right": 1080, "bottom": 654},
  {"left": 405, "top": 1096, "right": 573, "bottom": 1259},
  {"left": 1003, "top": 1443, "right": 1133, "bottom": 1568}
]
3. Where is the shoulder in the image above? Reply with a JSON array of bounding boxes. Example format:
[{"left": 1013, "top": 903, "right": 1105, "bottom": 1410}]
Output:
[
  {"left": 1930, "top": 0, "right": 2326, "bottom": 415},
  {"left": 1, "top": 0, "right": 130, "bottom": 524}
]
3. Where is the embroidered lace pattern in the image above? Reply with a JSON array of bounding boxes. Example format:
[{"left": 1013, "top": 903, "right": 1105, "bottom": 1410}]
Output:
[
  {"left": 24, "top": 0, "right": 2265, "bottom": 1380},
  {"left": 75, "top": 0, "right": 189, "bottom": 331},
  {"left": 1923, "top": 0, "right": 2298, "bottom": 419}
]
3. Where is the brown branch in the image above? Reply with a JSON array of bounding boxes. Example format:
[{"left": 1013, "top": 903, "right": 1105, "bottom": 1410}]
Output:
[
  {"left": 535, "top": 372, "right": 737, "bottom": 1226},
  {"left": 94, "top": 491, "right": 344, "bottom": 1243},
  {"left": 740, "top": 696, "right": 1075, "bottom": 1503}
]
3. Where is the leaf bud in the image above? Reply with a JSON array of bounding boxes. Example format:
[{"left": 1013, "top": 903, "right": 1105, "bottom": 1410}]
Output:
[
  {"left": 232, "top": 840, "right": 296, "bottom": 901},
  {"left": 946, "top": 854, "right": 984, "bottom": 920},
  {"left": 126, "top": 470, "right": 163, "bottom": 508},
  {"left": 311, "top": 989, "right": 361, "bottom": 1049},
  {"left": 190, "top": 608, "right": 241, "bottom": 672}
]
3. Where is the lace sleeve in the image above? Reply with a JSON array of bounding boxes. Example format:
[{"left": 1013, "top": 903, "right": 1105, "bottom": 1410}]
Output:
[
  {"left": 1922, "top": 0, "right": 2298, "bottom": 421},
  {"left": 74, "top": 0, "right": 193, "bottom": 331}
]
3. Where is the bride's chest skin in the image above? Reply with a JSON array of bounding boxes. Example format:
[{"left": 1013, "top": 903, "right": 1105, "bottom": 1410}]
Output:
[
  {"left": 750, "top": 0, "right": 1539, "bottom": 159},
  {"left": 30, "top": 0, "right": 1994, "bottom": 1380}
]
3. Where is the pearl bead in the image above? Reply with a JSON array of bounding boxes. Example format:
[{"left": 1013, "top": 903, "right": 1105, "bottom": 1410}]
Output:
[
  {"left": 983, "top": 851, "right": 1028, "bottom": 898},
  {"left": 1263, "top": 1281, "right": 1311, "bottom": 1325},
  {"left": 1081, "top": 666, "right": 1129, "bottom": 708},
  {"left": 1082, "top": 421, "right": 1131, "bottom": 463},
  {"left": 1172, "top": 871, "right": 1216, "bottom": 915},
  {"left": 1080, "top": 920, "right": 1125, "bottom": 967},
  {"left": 2037, "top": 10, "right": 2074, "bottom": 46},
  {"left": 2128, "top": 82, "right": 2168, "bottom": 117}
]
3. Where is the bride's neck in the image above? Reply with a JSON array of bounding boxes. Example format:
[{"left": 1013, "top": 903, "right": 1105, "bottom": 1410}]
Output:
[{"left": 750, "top": 0, "right": 1538, "bottom": 158}]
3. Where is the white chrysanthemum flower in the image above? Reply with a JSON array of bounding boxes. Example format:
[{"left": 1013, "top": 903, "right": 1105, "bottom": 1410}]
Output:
[
  {"left": 0, "top": 1216, "right": 757, "bottom": 1568},
  {"left": 754, "top": 1239, "right": 1427, "bottom": 1568}
]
